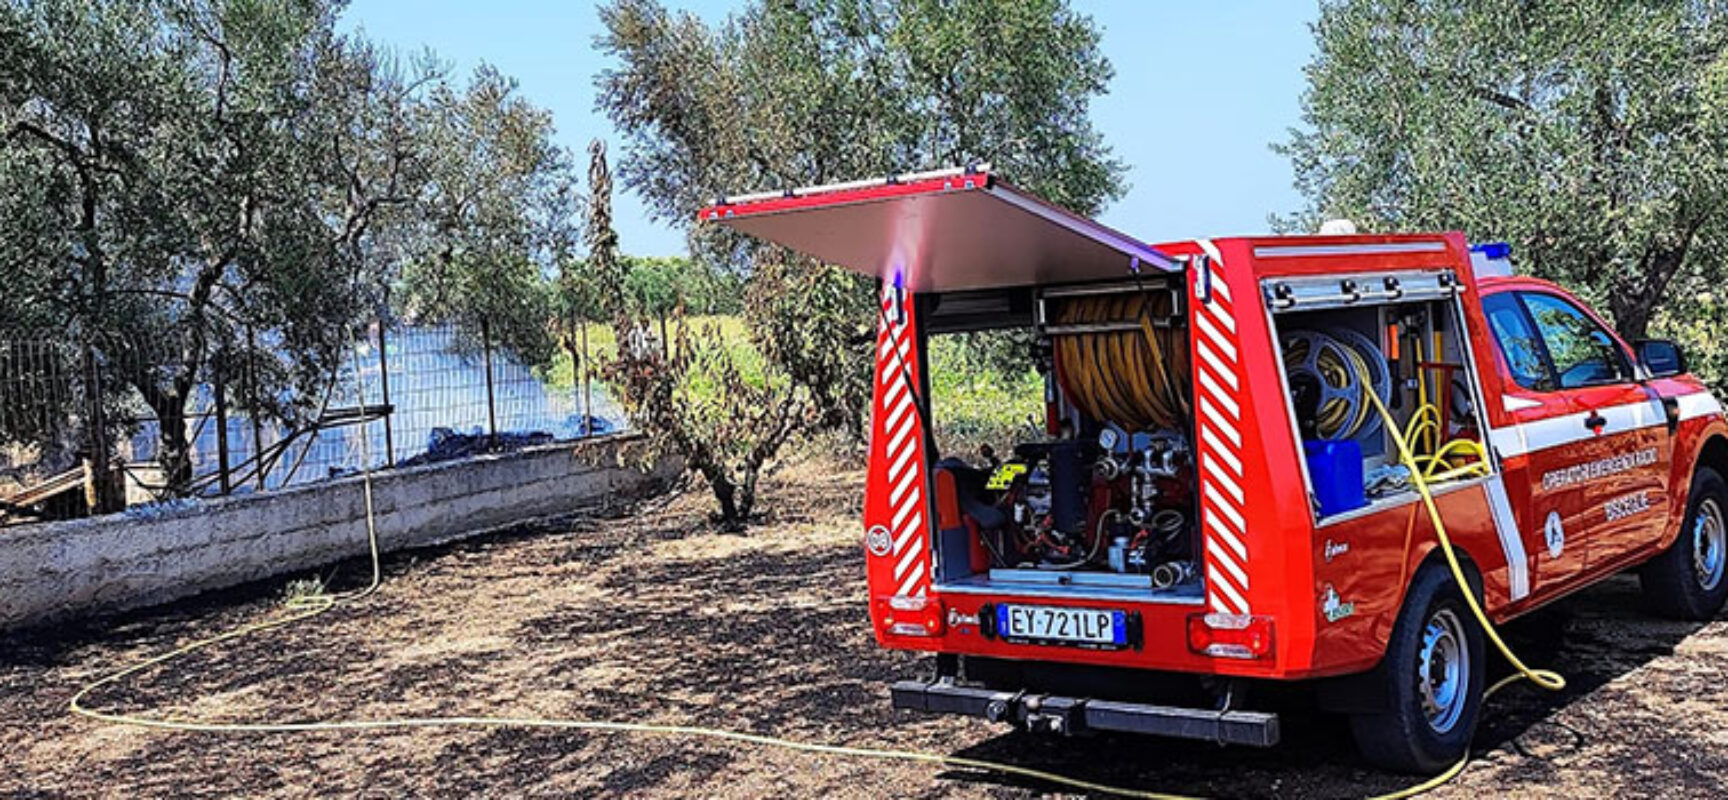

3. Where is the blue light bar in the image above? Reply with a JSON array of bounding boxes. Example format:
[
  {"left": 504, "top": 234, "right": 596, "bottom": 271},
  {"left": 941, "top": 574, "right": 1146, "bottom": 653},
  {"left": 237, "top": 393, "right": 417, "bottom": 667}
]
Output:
[{"left": 1470, "top": 242, "right": 1511, "bottom": 259}]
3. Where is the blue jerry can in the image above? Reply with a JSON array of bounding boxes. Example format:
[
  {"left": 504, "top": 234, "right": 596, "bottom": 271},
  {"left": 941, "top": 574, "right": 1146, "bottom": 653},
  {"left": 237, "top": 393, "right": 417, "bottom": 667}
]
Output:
[{"left": 1303, "top": 438, "right": 1367, "bottom": 516}]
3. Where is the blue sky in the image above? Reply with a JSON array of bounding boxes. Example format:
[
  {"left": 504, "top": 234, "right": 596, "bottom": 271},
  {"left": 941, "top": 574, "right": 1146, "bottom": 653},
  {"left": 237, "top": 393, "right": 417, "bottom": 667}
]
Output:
[{"left": 343, "top": 2, "right": 1317, "bottom": 256}]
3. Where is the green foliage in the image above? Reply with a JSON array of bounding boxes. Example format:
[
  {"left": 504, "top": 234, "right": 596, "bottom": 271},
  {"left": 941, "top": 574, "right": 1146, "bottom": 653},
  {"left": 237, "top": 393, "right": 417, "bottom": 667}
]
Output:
[
  {"left": 0, "top": 0, "right": 423, "bottom": 493},
  {"left": 595, "top": 0, "right": 1126, "bottom": 435},
  {"left": 926, "top": 334, "right": 1043, "bottom": 458},
  {"left": 597, "top": 0, "right": 1123, "bottom": 233},
  {"left": 544, "top": 315, "right": 754, "bottom": 379},
  {"left": 396, "top": 66, "right": 579, "bottom": 369},
  {"left": 584, "top": 142, "right": 805, "bottom": 529},
  {"left": 282, "top": 575, "right": 327, "bottom": 603},
  {"left": 619, "top": 255, "right": 743, "bottom": 316},
  {"left": 1280, "top": 0, "right": 1728, "bottom": 389},
  {"left": 1654, "top": 288, "right": 1728, "bottom": 389},
  {"left": 744, "top": 247, "right": 873, "bottom": 436}
]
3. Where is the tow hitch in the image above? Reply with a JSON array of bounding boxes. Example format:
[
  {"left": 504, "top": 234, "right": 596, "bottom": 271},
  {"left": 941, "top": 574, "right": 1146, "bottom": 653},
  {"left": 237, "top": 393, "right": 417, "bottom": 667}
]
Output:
[{"left": 890, "top": 679, "right": 1280, "bottom": 747}]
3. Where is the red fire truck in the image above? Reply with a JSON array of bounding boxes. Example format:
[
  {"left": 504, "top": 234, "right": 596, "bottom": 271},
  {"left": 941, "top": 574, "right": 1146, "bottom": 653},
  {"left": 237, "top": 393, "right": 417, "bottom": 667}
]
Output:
[{"left": 701, "top": 166, "right": 1728, "bottom": 772}]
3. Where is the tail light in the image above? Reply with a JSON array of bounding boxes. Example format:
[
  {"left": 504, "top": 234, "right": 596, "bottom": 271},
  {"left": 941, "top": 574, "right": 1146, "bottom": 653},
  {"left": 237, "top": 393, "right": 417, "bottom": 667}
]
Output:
[
  {"left": 878, "top": 595, "right": 945, "bottom": 637},
  {"left": 1187, "top": 613, "right": 1274, "bottom": 659}
]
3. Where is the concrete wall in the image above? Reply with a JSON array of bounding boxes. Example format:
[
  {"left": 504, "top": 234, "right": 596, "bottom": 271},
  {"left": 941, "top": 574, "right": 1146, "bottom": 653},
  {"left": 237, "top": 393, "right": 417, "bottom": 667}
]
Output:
[{"left": 0, "top": 435, "right": 675, "bottom": 630}]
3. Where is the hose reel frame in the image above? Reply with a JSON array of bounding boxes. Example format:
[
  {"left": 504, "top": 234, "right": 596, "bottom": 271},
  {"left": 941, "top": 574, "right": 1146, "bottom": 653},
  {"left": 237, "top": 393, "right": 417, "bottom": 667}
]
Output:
[{"left": 1281, "top": 326, "right": 1391, "bottom": 442}]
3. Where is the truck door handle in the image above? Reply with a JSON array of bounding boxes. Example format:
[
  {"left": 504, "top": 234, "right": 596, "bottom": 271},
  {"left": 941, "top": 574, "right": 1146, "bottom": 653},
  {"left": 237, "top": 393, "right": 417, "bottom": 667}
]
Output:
[{"left": 1584, "top": 411, "right": 1607, "bottom": 432}]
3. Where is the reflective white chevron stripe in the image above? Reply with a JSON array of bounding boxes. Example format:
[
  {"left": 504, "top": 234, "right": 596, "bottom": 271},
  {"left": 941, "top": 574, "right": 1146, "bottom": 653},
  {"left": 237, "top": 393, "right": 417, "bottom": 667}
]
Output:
[
  {"left": 878, "top": 283, "right": 930, "bottom": 598},
  {"left": 1194, "top": 239, "right": 1251, "bottom": 616}
]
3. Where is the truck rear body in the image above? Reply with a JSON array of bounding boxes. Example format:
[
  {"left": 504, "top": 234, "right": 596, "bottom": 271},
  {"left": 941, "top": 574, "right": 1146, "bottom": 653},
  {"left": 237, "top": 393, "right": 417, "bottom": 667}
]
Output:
[{"left": 701, "top": 166, "right": 1728, "bottom": 742}]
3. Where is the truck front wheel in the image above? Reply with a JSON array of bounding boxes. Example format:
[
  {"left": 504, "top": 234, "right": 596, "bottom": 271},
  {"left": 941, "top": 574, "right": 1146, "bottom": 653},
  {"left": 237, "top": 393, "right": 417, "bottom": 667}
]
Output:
[
  {"left": 1348, "top": 564, "right": 1485, "bottom": 773},
  {"left": 1640, "top": 466, "right": 1728, "bottom": 620}
]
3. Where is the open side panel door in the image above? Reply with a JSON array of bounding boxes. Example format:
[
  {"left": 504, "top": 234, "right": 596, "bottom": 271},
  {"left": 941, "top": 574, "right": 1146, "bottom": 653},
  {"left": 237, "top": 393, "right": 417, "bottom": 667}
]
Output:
[{"left": 700, "top": 167, "right": 1178, "bottom": 293}]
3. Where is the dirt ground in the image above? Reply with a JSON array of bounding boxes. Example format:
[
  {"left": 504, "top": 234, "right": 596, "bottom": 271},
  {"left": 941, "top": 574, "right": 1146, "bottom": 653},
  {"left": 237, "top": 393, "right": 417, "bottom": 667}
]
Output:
[{"left": 3, "top": 457, "right": 1726, "bottom": 799}]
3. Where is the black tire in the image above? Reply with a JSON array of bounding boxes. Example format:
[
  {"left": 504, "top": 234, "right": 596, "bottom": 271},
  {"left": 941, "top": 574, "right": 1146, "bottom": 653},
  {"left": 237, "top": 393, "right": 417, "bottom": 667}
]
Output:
[
  {"left": 1349, "top": 564, "right": 1486, "bottom": 773},
  {"left": 1639, "top": 466, "right": 1728, "bottom": 621}
]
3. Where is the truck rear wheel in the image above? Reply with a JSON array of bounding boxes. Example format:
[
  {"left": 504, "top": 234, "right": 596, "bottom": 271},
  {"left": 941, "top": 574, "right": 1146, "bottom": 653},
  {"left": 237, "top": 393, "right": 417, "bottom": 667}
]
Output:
[
  {"left": 1639, "top": 466, "right": 1728, "bottom": 621},
  {"left": 1349, "top": 564, "right": 1485, "bottom": 773}
]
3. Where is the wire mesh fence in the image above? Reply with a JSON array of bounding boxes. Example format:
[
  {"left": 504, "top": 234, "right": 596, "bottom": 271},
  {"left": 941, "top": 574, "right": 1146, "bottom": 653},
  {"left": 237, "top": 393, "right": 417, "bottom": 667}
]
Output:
[{"left": 0, "top": 322, "right": 623, "bottom": 527}]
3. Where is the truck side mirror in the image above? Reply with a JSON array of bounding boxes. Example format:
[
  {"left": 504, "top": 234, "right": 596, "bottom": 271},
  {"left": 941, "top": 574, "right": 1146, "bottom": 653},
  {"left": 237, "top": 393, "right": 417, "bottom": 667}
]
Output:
[{"left": 1635, "top": 339, "right": 1687, "bottom": 378}]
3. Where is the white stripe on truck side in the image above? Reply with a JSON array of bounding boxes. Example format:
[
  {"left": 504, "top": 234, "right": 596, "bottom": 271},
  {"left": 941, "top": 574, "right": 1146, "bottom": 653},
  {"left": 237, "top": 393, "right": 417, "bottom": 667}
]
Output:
[
  {"left": 1479, "top": 389, "right": 1720, "bottom": 604},
  {"left": 1488, "top": 393, "right": 1709, "bottom": 459}
]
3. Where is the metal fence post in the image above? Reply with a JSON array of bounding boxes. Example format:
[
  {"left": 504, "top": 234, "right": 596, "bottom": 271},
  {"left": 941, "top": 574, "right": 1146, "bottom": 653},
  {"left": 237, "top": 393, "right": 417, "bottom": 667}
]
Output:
[
  {"left": 376, "top": 321, "right": 395, "bottom": 467},
  {"left": 581, "top": 319, "right": 592, "bottom": 436},
  {"left": 481, "top": 318, "right": 498, "bottom": 449},
  {"left": 566, "top": 319, "right": 590, "bottom": 437},
  {"left": 82, "top": 342, "right": 115, "bottom": 514},
  {"left": 214, "top": 350, "right": 231, "bottom": 494},
  {"left": 246, "top": 327, "right": 266, "bottom": 490}
]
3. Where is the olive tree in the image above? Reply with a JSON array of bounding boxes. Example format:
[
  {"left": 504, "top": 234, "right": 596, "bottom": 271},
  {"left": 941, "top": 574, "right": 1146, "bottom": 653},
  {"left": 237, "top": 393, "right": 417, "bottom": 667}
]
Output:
[
  {"left": 1280, "top": 0, "right": 1728, "bottom": 387},
  {"left": 0, "top": 0, "right": 574, "bottom": 498},
  {"left": 0, "top": 0, "right": 429, "bottom": 495},
  {"left": 595, "top": 0, "right": 1128, "bottom": 437}
]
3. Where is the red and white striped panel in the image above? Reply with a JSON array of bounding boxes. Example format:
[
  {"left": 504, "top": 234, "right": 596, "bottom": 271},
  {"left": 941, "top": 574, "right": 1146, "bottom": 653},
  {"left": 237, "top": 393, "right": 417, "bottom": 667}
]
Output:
[
  {"left": 876, "top": 284, "right": 931, "bottom": 598},
  {"left": 1192, "top": 240, "right": 1252, "bottom": 616}
]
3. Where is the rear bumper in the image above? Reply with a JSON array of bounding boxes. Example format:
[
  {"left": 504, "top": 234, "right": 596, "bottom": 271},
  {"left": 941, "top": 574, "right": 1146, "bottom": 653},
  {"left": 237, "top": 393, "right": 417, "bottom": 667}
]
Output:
[{"left": 890, "top": 678, "right": 1280, "bottom": 747}]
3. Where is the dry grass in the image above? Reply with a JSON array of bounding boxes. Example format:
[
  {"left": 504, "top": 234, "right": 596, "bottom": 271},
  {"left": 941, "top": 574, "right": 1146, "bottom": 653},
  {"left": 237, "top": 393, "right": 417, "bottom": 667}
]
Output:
[{"left": 2, "top": 458, "right": 1726, "bottom": 798}]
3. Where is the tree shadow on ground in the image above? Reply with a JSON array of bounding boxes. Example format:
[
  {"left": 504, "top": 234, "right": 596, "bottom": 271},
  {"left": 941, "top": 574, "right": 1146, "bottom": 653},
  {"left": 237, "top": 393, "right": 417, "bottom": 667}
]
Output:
[
  {"left": 5, "top": 472, "right": 1723, "bottom": 799},
  {"left": 926, "top": 574, "right": 1718, "bottom": 799}
]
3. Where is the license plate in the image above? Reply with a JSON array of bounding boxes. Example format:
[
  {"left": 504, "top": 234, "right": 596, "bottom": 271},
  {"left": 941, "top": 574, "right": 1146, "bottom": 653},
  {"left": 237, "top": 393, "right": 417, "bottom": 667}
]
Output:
[{"left": 996, "top": 604, "right": 1127, "bottom": 649}]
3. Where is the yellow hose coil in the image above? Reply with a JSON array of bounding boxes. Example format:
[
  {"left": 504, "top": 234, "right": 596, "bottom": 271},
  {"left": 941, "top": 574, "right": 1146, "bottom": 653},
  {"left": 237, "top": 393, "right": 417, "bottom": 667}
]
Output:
[{"left": 1051, "top": 292, "right": 1190, "bottom": 432}]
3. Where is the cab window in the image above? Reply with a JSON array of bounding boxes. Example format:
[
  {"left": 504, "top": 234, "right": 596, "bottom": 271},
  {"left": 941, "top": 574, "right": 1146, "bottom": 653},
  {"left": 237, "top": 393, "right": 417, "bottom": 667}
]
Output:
[
  {"left": 1481, "top": 293, "right": 1552, "bottom": 391},
  {"left": 1519, "top": 292, "right": 1632, "bottom": 389}
]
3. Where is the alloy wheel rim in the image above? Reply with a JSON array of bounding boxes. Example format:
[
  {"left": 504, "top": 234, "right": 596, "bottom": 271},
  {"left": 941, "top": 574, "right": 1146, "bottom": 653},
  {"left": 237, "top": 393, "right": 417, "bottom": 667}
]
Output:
[
  {"left": 1417, "top": 607, "right": 1468, "bottom": 734},
  {"left": 1694, "top": 497, "right": 1726, "bottom": 592}
]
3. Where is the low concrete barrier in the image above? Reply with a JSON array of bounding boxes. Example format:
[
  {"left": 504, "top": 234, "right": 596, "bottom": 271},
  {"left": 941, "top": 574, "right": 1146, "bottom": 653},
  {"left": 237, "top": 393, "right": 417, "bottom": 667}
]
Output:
[{"left": 0, "top": 435, "right": 673, "bottom": 630}]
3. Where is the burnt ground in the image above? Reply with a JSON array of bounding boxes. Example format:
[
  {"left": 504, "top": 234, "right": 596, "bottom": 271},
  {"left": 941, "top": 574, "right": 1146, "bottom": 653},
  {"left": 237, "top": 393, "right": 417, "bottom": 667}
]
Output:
[{"left": 2, "top": 457, "right": 1726, "bottom": 799}]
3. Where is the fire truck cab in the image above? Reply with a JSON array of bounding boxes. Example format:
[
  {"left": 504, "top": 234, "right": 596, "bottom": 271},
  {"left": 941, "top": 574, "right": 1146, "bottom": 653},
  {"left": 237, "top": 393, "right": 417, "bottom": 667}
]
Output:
[{"left": 701, "top": 166, "right": 1728, "bottom": 773}]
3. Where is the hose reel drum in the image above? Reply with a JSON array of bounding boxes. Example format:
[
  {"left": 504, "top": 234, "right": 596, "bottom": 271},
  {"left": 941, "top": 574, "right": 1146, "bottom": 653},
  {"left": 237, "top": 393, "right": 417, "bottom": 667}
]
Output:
[{"left": 1282, "top": 327, "right": 1391, "bottom": 441}]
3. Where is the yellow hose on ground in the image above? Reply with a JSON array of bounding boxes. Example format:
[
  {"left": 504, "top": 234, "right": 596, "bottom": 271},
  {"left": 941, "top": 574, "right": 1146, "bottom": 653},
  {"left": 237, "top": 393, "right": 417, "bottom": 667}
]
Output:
[
  {"left": 66, "top": 362, "right": 1556, "bottom": 800},
  {"left": 69, "top": 603, "right": 1202, "bottom": 799}
]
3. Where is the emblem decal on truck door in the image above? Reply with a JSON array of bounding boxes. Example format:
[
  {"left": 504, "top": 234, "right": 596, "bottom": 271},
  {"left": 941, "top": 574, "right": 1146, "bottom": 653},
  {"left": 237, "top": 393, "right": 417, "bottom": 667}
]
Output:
[{"left": 1543, "top": 511, "right": 1565, "bottom": 559}]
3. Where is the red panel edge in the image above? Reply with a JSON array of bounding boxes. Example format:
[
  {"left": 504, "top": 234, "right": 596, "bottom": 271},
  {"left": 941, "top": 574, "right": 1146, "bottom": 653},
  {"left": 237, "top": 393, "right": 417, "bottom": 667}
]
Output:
[{"left": 696, "top": 172, "right": 992, "bottom": 223}]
